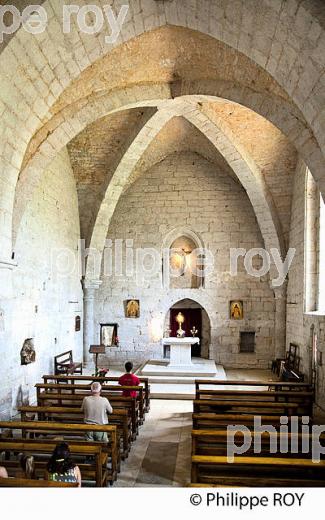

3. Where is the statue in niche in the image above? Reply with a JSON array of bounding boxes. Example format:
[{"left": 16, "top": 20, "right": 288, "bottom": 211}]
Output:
[{"left": 20, "top": 338, "right": 36, "bottom": 365}]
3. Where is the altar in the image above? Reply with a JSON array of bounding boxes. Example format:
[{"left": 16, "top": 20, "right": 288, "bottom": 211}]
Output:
[{"left": 162, "top": 337, "right": 200, "bottom": 368}]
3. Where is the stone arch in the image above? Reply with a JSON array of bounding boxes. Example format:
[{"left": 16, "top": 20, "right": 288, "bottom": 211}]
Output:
[
  {"left": 2, "top": 2, "right": 325, "bottom": 154},
  {"left": 182, "top": 103, "right": 284, "bottom": 257},
  {"left": 1, "top": 11, "right": 325, "bottom": 261},
  {"left": 85, "top": 100, "right": 282, "bottom": 281},
  {"left": 163, "top": 297, "right": 212, "bottom": 359}
]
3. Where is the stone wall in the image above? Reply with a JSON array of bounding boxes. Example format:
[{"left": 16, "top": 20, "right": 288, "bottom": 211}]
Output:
[
  {"left": 0, "top": 148, "right": 82, "bottom": 419},
  {"left": 95, "top": 151, "right": 276, "bottom": 368},
  {"left": 286, "top": 158, "right": 325, "bottom": 416}
]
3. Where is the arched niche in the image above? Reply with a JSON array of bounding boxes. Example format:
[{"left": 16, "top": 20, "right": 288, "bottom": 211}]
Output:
[
  {"left": 164, "top": 298, "right": 211, "bottom": 359},
  {"left": 162, "top": 227, "right": 205, "bottom": 289}
]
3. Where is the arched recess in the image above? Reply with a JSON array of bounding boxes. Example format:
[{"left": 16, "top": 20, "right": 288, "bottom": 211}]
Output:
[
  {"left": 161, "top": 226, "right": 206, "bottom": 290},
  {"left": 84, "top": 100, "right": 283, "bottom": 281},
  {"left": 164, "top": 298, "right": 211, "bottom": 359},
  {"left": 14, "top": 85, "right": 322, "bottom": 237}
]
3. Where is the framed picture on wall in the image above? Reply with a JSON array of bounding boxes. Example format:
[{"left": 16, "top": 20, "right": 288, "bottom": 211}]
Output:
[
  {"left": 230, "top": 300, "right": 243, "bottom": 320},
  {"left": 125, "top": 299, "right": 140, "bottom": 318},
  {"left": 100, "top": 323, "right": 118, "bottom": 346}
]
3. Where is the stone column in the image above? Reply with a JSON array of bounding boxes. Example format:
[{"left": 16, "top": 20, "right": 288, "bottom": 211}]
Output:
[
  {"left": 273, "top": 281, "right": 288, "bottom": 359},
  {"left": 82, "top": 279, "right": 102, "bottom": 364}
]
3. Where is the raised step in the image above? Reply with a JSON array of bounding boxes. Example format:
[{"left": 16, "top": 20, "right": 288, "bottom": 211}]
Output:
[{"left": 136, "top": 359, "right": 226, "bottom": 399}]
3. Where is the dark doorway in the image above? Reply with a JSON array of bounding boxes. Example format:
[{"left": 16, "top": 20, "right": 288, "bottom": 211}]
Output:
[{"left": 170, "top": 307, "right": 202, "bottom": 357}]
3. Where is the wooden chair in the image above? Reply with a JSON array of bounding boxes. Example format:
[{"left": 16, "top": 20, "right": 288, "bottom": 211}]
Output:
[{"left": 54, "top": 350, "right": 82, "bottom": 376}]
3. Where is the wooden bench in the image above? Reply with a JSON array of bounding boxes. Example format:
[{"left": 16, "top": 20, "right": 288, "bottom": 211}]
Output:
[
  {"left": 195, "top": 389, "right": 314, "bottom": 415},
  {"left": 0, "top": 439, "right": 109, "bottom": 486},
  {"left": 18, "top": 405, "right": 132, "bottom": 459},
  {"left": 191, "top": 429, "right": 325, "bottom": 458},
  {"left": 192, "top": 413, "right": 308, "bottom": 430},
  {"left": 0, "top": 421, "right": 118, "bottom": 484},
  {"left": 35, "top": 392, "right": 139, "bottom": 439},
  {"left": 193, "top": 399, "right": 300, "bottom": 416},
  {"left": 35, "top": 382, "right": 145, "bottom": 423},
  {"left": 54, "top": 350, "right": 82, "bottom": 376},
  {"left": 191, "top": 454, "right": 325, "bottom": 486},
  {"left": 42, "top": 374, "right": 151, "bottom": 412},
  {"left": 0, "top": 477, "right": 78, "bottom": 487},
  {"left": 195, "top": 379, "right": 314, "bottom": 396}
]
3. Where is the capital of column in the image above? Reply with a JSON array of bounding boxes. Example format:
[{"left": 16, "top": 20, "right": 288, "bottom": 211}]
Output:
[{"left": 82, "top": 278, "right": 102, "bottom": 293}]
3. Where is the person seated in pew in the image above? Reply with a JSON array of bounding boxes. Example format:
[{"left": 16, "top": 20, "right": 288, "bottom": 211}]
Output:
[
  {"left": 0, "top": 466, "right": 8, "bottom": 478},
  {"left": 47, "top": 442, "right": 81, "bottom": 486},
  {"left": 81, "top": 382, "right": 113, "bottom": 442},
  {"left": 118, "top": 361, "right": 140, "bottom": 398},
  {"left": 18, "top": 454, "right": 34, "bottom": 479}
]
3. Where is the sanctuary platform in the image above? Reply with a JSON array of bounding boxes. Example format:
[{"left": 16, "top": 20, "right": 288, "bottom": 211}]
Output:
[{"left": 136, "top": 358, "right": 226, "bottom": 399}]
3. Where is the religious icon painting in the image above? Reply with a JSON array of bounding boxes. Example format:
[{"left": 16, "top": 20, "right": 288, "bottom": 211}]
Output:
[
  {"left": 230, "top": 300, "right": 243, "bottom": 320},
  {"left": 125, "top": 299, "right": 140, "bottom": 318}
]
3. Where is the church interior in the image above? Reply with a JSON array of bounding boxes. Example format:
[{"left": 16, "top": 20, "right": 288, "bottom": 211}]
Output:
[{"left": 1, "top": 0, "right": 325, "bottom": 491}]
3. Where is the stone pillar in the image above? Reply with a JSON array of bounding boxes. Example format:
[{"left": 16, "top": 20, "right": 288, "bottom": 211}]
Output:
[
  {"left": 82, "top": 279, "right": 102, "bottom": 364},
  {"left": 273, "top": 281, "right": 288, "bottom": 359}
]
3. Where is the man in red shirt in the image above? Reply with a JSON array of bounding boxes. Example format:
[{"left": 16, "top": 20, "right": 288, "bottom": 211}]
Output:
[{"left": 118, "top": 361, "right": 140, "bottom": 397}]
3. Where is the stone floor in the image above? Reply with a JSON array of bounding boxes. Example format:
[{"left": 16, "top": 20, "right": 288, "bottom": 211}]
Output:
[
  {"left": 113, "top": 368, "right": 275, "bottom": 487},
  {"left": 115, "top": 399, "right": 193, "bottom": 487}
]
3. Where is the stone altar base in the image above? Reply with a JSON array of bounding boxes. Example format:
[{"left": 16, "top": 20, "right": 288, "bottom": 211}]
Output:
[
  {"left": 137, "top": 359, "right": 226, "bottom": 399},
  {"left": 140, "top": 358, "right": 218, "bottom": 377}
]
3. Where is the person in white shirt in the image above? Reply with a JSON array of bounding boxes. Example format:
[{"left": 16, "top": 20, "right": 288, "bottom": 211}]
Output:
[{"left": 81, "top": 382, "right": 113, "bottom": 441}]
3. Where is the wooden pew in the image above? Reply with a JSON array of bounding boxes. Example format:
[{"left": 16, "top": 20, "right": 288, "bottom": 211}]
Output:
[
  {"left": 193, "top": 399, "right": 300, "bottom": 416},
  {"left": 54, "top": 350, "right": 82, "bottom": 375},
  {"left": 18, "top": 405, "right": 132, "bottom": 459},
  {"left": 0, "top": 477, "right": 78, "bottom": 487},
  {"left": 35, "top": 382, "right": 145, "bottom": 424},
  {"left": 195, "top": 389, "right": 314, "bottom": 415},
  {"left": 35, "top": 392, "right": 139, "bottom": 439},
  {"left": 195, "top": 379, "right": 314, "bottom": 396},
  {"left": 191, "top": 429, "right": 325, "bottom": 458},
  {"left": 0, "top": 421, "right": 118, "bottom": 484},
  {"left": 0, "top": 439, "right": 108, "bottom": 486},
  {"left": 192, "top": 413, "right": 308, "bottom": 431},
  {"left": 191, "top": 454, "right": 325, "bottom": 486},
  {"left": 42, "top": 374, "right": 151, "bottom": 412}
]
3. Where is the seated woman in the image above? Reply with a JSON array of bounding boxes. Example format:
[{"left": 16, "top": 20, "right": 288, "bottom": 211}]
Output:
[
  {"left": 0, "top": 466, "right": 8, "bottom": 478},
  {"left": 46, "top": 442, "right": 81, "bottom": 486}
]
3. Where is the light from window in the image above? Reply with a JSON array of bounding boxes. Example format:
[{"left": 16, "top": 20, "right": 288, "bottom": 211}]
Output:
[{"left": 318, "top": 194, "right": 325, "bottom": 311}]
